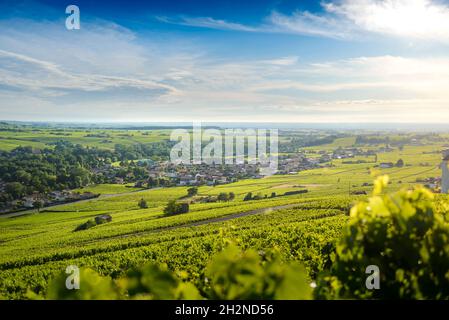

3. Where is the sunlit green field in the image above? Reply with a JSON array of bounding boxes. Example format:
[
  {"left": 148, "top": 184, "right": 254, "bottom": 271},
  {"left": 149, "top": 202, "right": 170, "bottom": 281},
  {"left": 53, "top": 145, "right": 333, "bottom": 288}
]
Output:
[
  {"left": 0, "top": 131, "right": 447, "bottom": 299},
  {"left": 73, "top": 184, "right": 144, "bottom": 195},
  {"left": 0, "top": 128, "right": 171, "bottom": 151}
]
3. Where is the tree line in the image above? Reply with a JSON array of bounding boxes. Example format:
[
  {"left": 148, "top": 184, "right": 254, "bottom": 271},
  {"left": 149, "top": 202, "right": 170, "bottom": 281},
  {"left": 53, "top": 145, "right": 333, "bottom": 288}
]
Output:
[{"left": 0, "top": 140, "right": 173, "bottom": 204}]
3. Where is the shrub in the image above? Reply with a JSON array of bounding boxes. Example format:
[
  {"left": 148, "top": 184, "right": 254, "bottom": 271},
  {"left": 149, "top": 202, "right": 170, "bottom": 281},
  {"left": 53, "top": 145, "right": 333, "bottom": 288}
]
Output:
[
  {"left": 396, "top": 158, "right": 404, "bottom": 167},
  {"left": 284, "top": 190, "right": 308, "bottom": 196},
  {"left": 316, "top": 175, "right": 449, "bottom": 299},
  {"left": 205, "top": 245, "right": 312, "bottom": 300},
  {"left": 243, "top": 192, "right": 253, "bottom": 201},
  {"left": 252, "top": 193, "right": 263, "bottom": 200},
  {"left": 187, "top": 187, "right": 198, "bottom": 197},
  {"left": 122, "top": 263, "right": 201, "bottom": 300},
  {"left": 178, "top": 203, "right": 189, "bottom": 214},
  {"left": 46, "top": 268, "right": 120, "bottom": 300},
  {"left": 138, "top": 198, "right": 148, "bottom": 209},
  {"left": 164, "top": 200, "right": 189, "bottom": 215},
  {"left": 75, "top": 215, "right": 111, "bottom": 231},
  {"left": 74, "top": 219, "right": 97, "bottom": 231},
  {"left": 217, "top": 192, "right": 229, "bottom": 201}
]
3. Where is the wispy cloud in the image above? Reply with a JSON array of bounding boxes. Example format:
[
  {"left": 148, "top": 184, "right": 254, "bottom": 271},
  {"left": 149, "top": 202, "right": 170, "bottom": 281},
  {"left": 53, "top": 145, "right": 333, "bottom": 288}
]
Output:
[
  {"left": 157, "top": 0, "right": 449, "bottom": 42},
  {"left": 156, "top": 12, "right": 349, "bottom": 39},
  {"left": 156, "top": 16, "right": 259, "bottom": 32},
  {"left": 260, "top": 56, "right": 300, "bottom": 66},
  {"left": 267, "top": 10, "right": 351, "bottom": 39},
  {"left": 0, "top": 49, "right": 179, "bottom": 97}
]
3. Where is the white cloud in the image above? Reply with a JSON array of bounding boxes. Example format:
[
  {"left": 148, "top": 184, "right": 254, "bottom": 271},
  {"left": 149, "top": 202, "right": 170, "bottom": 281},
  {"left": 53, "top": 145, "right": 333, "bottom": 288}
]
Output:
[
  {"left": 325, "top": 0, "right": 449, "bottom": 41},
  {"left": 158, "top": 1, "right": 449, "bottom": 42}
]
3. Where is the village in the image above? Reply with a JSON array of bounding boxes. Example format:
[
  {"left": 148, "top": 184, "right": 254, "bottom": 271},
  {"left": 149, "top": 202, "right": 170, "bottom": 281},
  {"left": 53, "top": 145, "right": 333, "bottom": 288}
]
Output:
[
  {"left": 0, "top": 145, "right": 445, "bottom": 214},
  {"left": 0, "top": 186, "right": 99, "bottom": 214}
]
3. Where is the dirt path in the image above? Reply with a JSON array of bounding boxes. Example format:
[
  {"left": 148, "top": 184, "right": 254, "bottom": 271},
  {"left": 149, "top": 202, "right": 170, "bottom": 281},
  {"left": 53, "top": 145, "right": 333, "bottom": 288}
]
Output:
[{"left": 83, "top": 202, "right": 308, "bottom": 244}]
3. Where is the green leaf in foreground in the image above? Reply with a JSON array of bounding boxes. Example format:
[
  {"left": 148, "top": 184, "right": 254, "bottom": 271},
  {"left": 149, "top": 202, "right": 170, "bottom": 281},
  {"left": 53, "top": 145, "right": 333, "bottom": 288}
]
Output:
[{"left": 316, "top": 175, "right": 449, "bottom": 299}]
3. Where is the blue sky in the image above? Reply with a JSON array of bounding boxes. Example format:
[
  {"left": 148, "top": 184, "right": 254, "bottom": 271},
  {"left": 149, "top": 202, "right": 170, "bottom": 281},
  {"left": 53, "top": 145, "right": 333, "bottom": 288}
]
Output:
[{"left": 1, "top": 0, "right": 449, "bottom": 123}]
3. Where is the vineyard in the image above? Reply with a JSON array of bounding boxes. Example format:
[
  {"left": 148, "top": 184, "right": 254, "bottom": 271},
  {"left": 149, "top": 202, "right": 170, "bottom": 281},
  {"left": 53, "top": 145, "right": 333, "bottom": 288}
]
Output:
[
  {"left": 1, "top": 134, "right": 449, "bottom": 299},
  {"left": 0, "top": 200, "right": 348, "bottom": 299}
]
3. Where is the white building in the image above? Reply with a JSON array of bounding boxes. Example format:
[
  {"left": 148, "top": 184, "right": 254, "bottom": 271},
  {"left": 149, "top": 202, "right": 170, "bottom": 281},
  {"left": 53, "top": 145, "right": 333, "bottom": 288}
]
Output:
[
  {"left": 441, "top": 150, "right": 449, "bottom": 193},
  {"left": 380, "top": 162, "right": 394, "bottom": 169}
]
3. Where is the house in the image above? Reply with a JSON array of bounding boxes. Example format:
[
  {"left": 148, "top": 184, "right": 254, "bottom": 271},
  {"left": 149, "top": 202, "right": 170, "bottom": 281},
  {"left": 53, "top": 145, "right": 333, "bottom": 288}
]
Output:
[
  {"left": 380, "top": 162, "right": 394, "bottom": 168},
  {"left": 95, "top": 214, "right": 112, "bottom": 224},
  {"left": 178, "top": 174, "right": 194, "bottom": 186},
  {"left": 23, "top": 198, "right": 35, "bottom": 208},
  {"left": 378, "top": 147, "right": 394, "bottom": 153},
  {"left": 217, "top": 176, "right": 227, "bottom": 183},
  {"left": 22, "top": 194, "right": 40, "bottom": 208},
  {"left": 166, "top": 172, "right": 178, "bottom": 178},
  {"left": 425, "top": 183, "right": 437, "bottom": 190},
  {"left": 195, "top": 174, "right": 206, "bottom": 182},
  {"left": 115, "top": 177, "right": 124, "bottom": 184},
  {"left": 49, "top": 191, "right": 67, "bottom": 202}
]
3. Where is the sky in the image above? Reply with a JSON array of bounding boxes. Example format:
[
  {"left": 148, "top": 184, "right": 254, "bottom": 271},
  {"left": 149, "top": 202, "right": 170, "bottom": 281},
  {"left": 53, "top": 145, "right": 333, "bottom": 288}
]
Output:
[{"left": 1, "top": 0, "right": 449, "bottom": 123}]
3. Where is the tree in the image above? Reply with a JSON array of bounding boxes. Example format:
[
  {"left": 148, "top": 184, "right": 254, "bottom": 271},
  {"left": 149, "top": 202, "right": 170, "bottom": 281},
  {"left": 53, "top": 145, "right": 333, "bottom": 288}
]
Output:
[
  {"left": 164, "top": 200, "right": 177, "bottom": 215},
  {"left": 270, "top": 192, "right": 276, "bottom": 198},
  {"left": 164, "top": 200, "right": 189, "bottom": 215},
  {"left": 15, "top": 170, "right": 32, "bottom": 185},
  {"left": 243, "top": 192, "right": 253, "bottom": 201},
  {"left": 138, "top": 198, "right": 148, "bottom": 209},
  {"left": 5, "top": 182, "right": 25, "bottom": 199},
  {"left": 217, "top": 192, "right": 229, "bottom": 202},
  {"left": 147, "top": 177, "right": 156, "bottom": 188},
  {"left": 33, "top": 200, "right": 44, "bottom": 213},
  {"left": 228, "top": 192, "right": 235, "bottom": 201},
  {"left": 396, "top": 158, "right": 404, "bottom": 167},
  {"left": 178, "top": 203, "right": 189, "bottom": 214},
  {"left": 187, "top": 187, "right": 198, "bottom": 197}
]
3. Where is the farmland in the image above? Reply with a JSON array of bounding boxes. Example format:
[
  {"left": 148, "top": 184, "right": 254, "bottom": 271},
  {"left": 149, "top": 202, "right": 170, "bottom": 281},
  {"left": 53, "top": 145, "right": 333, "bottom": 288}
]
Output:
[
  {"left": 0, "top": 125, "right": 171, "bottom": 151},
  {"left": 0, "top": 125, "right": 448, "bottom": 299}
]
